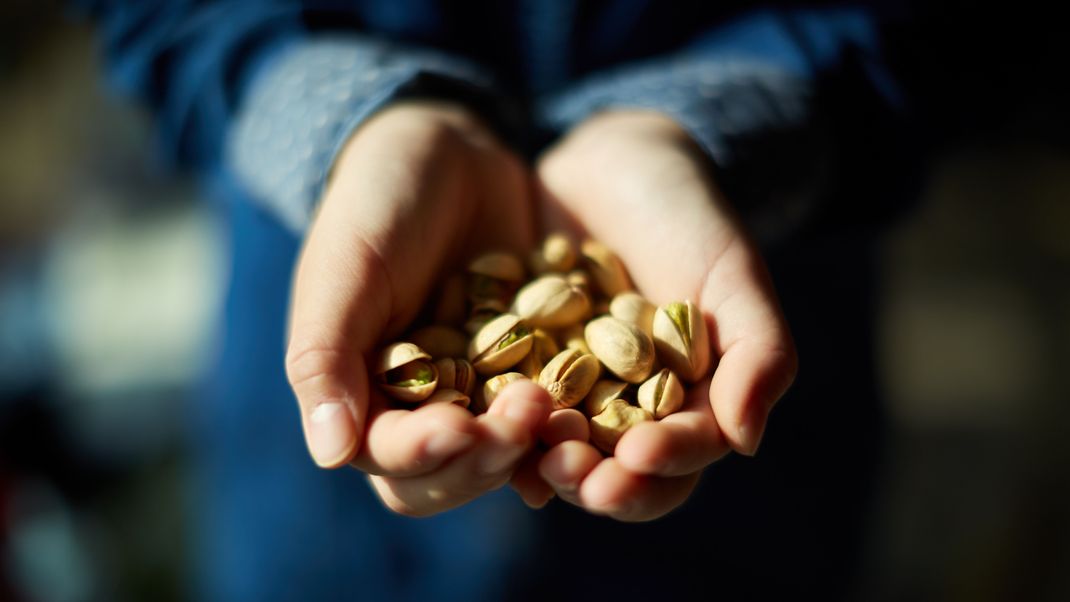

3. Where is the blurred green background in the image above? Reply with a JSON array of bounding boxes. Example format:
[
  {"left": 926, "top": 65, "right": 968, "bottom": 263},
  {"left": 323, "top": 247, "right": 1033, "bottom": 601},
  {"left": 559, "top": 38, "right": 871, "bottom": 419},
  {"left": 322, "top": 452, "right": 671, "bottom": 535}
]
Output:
[{"left": 1, "top": 3, "right": 1068, "bottom": 601}]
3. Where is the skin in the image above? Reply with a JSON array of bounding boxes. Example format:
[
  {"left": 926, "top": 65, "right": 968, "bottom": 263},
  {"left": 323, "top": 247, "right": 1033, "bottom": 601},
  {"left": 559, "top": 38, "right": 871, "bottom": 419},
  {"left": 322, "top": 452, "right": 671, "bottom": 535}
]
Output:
[{"left": 285, "top": 101, "right": 797, "bottom": 519}]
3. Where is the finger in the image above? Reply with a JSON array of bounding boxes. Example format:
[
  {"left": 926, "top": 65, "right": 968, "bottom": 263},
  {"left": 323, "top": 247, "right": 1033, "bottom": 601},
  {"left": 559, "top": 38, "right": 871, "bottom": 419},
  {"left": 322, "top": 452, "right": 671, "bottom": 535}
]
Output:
[
  {"left": 510, "top": 451, "right": 555, "bottom": 509},
  {"left": 541, "top": 409, "right": 590, "bottom": 447},
  {"left": 578, "top": 461, "right": 701, "bottom": 522},
  {"left": 538, "top": 441, "right": 603, "bottom": 505},
  {"left": 368, "top": 414, "right": 534, "bottom": 517},
  {"left": 350, "top": 399, "right": 479, "bottom": 476},
  {"left": 486, "top": 380, "right": 554, "bottom": 434},
  {"left": 613, "top": 377, "right": 729, "bottom": 476},
  {"left": 699, "top": 242, "right": 798, "bottom": 456}
]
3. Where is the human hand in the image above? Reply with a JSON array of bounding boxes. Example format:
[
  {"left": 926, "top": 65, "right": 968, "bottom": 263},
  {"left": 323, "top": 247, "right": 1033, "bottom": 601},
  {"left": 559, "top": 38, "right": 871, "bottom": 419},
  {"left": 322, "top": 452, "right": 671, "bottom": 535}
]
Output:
[
  {"left": 285, "top": 101, "right": 555, "bottom": 516},
  {"left": 514, "top": 110, "right": 798, "bottom": 520}
]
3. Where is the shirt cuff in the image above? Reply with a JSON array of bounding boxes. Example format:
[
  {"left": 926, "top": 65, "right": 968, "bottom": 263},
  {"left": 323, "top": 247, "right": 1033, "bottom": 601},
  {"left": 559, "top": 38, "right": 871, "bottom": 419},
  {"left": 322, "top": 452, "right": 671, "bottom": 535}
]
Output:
[{"left": 226, "top": 36, "right": 518, "bottom": 234}]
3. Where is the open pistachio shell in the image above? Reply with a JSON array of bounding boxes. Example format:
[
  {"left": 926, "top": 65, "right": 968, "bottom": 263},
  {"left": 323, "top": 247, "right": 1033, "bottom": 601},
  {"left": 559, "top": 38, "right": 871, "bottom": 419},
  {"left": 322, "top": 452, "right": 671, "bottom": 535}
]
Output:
[
  {"left": 433, "top": 357, "right": 476, "bottom": 396},
  {"left": 467, "top": 313, "right": 534, "bottom": 375},
  {"left": 512, "top": 274, "right": 591, "bottom": 329},
  {"left": 652, "top": 300, "right": 710, "bottom": 383},
  {"left": 580, "top": 240, "right": 632, "bottom": 298},
  {"left": 583, "top": 379, "right": 630, "bottom": 417},
  {"left": 538, "top": 348, "right": 602, "bottom": 409},
  {"left": 589, "top": 399, "right": 653, "bottom": 453},
  {"left": 637, "top": 368, "right": 685, "bottom": 419},
  {"left": 409, "top": 326, "right": 468, "bottom": 360},
  {"left": 584, "top": 316, "right": 654, "bottom": 384},
  {"left": 376, "top": 342, "right": 438, "bottom": 402}
]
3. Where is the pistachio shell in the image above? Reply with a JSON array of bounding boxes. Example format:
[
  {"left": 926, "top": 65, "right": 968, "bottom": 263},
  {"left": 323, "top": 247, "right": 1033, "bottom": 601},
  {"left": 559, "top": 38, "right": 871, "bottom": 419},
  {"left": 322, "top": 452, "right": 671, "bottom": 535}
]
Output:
[
  {"left": 609, "top": 292, "right": 656, "bottom": 338},
  {"left": 652, "top": 300, "right": 710, "bottom": 382},
  {"left": 421, "top": 388, "right": 471, "bottom": 409},
  {"left": 529, "top": 232, "right": 577, "bottom": 274},
  {"left": 482, "top": 372, "right": 528, "bottom": 410},
  {"left": 376, "top": 343, "right": 438, "bottom": 402},
  {"left": 583, "top": 379, "right": 630, "bottom": 417},
  {"left": 464, "top": 299, "right": 507, "bottom": 336},
  {"left": 584, "top": 316, "right": 654, "bottom": 384},
  {"left": 517, "top": 329, "right": 561, "bottom": 379},
  {"left": 467, "top": 313, "right": 534, "bottom": 375},
  {"left": 468, "top": 252, "right": 525, "bottom": 282},
  {"left": 637, "top": 368, "right": 685, "bottom": 419},
  {"left": 589, "top": 399, "right": 653, "bottom": 453},
  {"left": 537, "top": 349, "right": 602, "bottom": 409},
  {"left": 566, "top": 270, "right": 591, "bottom": 296},
  {"left": 409, "top": 326, "right": 468, "bottom": 359},
  {"left": 580, "top": 240, "right": 631, "bottom": 298},
  {"left": 433, "top": 358, "right": 476, "bottom": 396},
  {"left": 512, "top": 274, "right": 590, "bottom": 329}
]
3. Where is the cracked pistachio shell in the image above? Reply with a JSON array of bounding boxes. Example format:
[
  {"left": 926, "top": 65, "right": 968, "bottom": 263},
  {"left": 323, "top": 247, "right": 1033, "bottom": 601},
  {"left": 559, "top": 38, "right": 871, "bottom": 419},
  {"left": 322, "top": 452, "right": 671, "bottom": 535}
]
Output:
[
  {"left": 376, "top": 342, "right": 438, "bottom": 402},
  {"left": 468, "top": 252, "right": 525, "bottom": 282},
  {"left": 421, "top": 388, "right": 471, "bottom": 409},
  {"left": 482, "top": 372, "right": 528, "bottom": 410},
  {"left": 583, "top": 379, "right": 629, "bottom": 417},
  {"left": 467, "top": 313, "right": 534, "bottom": 375},
  {"left": 585, "top": 316, "right": 654, "bottom": 384},
  {"left": 464, "top": 298, "right": 507, "bottom": 336},
  {"left": 652, "top": 300, "right": 710, "bottom": 383},
  {"left": 538, "top": 348, "right": 602, "bottom": 409},
  {"left": 409, "top": 326, "right": 468, "bottom": 359},
  {"left": 558, "top": 323, "right": 591, "bottom": 355},
  {"left": 517, "top": 329, "right": 560, "bottom": 379},
  {"left": 512, "top": 274, "right": 591, "bottom": 329},
  {"left": 589, "top": 399, "right": 653, "bottom": 453},
  {"left": 580, "top": 240, "right": 632, "bottom": 298},
  {"left": 529, "top": 232, "right": 577, "bottom": 274},
  {"left": 637, "top": 368, "right": 685, "bottom": 419},
  {"left": 433, "top": 358, "right": 476, "bottom": 396},
  {"left": 609, "top": 292, "right": 656, "bottom": 338}
]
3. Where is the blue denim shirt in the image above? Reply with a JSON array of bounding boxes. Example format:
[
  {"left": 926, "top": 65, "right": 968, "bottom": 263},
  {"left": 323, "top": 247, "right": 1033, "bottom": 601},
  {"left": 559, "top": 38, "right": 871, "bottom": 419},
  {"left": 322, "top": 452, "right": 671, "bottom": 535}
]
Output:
[{"left": 81, "top": 2, "right": 913, "bottom": 600}]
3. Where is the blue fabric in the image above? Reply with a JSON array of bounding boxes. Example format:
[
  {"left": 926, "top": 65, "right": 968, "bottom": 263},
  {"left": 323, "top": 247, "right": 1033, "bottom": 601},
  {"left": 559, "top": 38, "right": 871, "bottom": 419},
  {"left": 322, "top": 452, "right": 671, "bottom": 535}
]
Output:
[{"left": 79, "top": 1, "right": 915, "bottom": 600}]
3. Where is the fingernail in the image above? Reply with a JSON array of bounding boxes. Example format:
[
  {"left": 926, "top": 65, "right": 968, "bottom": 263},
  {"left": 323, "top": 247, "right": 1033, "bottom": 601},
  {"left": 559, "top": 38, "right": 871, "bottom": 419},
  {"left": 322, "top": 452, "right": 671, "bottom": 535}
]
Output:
[
  {"left": 308, "top": 403, "right": 357, "bottom": 467},
  {"left": 738, "top": 403, "right": 769, "bottom": 457},
  {"left": 477, "top": 443, "right": 525, "bottom": 475},
  {"left": 425, "top": 430, "right": 475, "bottom": 458}
]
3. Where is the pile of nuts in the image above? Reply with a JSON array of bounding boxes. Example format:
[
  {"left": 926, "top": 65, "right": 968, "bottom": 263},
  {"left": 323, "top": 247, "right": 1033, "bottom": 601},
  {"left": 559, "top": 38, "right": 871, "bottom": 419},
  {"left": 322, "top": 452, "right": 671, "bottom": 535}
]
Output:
[{"left": 374, "top": 233, "right": 709, "bottom": 454}]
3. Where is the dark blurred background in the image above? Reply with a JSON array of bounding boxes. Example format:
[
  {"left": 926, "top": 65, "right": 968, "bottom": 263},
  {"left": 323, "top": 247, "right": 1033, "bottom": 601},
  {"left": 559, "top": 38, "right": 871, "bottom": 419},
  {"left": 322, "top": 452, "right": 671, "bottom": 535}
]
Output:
[{"left": 1, "top": 2, "right": 1068, "bottom": 601}]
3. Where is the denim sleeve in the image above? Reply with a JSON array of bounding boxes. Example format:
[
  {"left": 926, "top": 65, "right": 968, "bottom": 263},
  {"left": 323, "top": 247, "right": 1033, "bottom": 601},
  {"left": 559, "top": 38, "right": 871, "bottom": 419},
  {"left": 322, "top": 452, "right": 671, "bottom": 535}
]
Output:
[{"left": 537, "top": 7, "right": 915, "bottom": 246}]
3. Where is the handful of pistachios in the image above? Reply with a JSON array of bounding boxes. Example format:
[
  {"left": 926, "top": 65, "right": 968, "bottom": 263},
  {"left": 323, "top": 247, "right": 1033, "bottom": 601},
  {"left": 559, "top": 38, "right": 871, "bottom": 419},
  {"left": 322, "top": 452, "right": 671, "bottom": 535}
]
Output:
[{"left": 374, "top": 233, "right": 710, "bottom": 454}]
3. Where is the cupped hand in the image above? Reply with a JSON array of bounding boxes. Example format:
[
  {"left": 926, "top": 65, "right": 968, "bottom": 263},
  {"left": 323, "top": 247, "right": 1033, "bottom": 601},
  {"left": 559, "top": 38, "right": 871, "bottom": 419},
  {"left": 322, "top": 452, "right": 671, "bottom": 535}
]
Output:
[
  {"left": 285, "top": 101, "right": 554, "bottom": 516},
  {"left": 523, "top": 110, "right": 799, "bottom": 521}
]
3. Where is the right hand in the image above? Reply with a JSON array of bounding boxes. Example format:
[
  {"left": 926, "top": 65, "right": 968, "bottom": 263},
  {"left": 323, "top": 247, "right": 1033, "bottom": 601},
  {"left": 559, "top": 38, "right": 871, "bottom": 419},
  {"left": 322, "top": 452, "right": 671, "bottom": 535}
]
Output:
[{"left": 285, "top": 101, "right": 558, "bottom": 516}]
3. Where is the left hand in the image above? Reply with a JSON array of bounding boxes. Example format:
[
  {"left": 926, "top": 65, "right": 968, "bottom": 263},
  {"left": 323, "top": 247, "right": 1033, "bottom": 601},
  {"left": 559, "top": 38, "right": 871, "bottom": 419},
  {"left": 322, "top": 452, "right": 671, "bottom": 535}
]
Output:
[{"left": 511, "top": 110, "right": 798, "bottom": 521}]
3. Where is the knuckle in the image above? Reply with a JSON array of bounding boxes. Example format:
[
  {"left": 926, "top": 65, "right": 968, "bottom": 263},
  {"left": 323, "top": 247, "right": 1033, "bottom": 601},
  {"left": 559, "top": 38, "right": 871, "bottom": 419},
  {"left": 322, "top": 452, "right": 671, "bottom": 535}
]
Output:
[{"left": 284, "top": 346, "right": 347, "bottom": 389}]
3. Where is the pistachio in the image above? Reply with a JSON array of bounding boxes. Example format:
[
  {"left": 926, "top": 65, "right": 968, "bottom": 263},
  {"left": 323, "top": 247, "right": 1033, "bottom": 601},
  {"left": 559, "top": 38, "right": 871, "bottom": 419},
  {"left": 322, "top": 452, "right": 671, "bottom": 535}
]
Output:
[
  {"left": 529, "top": 232, "right": 577, "bottom": 274},
  {"left": 637, "top": 368, "right": 685, "bottom": 419},
  {"left": 652, "top": 300, "right": 710, "bottom": 382},
  {"left": 589, "top": 399, "right": 653, "bottom": 453},
  {"left": 580, "top": 240, "right": 631, "bottom": 298},
  {"left": 584, "top": 316, "right": 654, "bottom": 384},
  {"left": 517, "top": 329, "right": 560, "bottom": 379},
  {"left": 538, "top": 349, "right": 602, "bottom": 409},
  {"left": 468, "top": 251, "right": 526, "bottom": 282},
  {"left": 558, "top": 323, "right": 591, "bottom": 355},
  {"left": 482, "top": 372, "right": 528, "bottom": 410},
  {"left": 464, "top": 298, "right": 507, "bottom": 336},
  {"left": 583, "top": 379, "right": 629, "bottom": 417},
  {"left": 512, "top": 274, "right": 591, "bottom": 329},
  {"left": 609, "top": 292, "right": 656, "bottom": 338},
  {"left": 566, "top": 269, "right": 591, "bottom": 297},
  {"left": 467, "top": 313, "right": 534, "bottom": 375},
  {"left": 409, "top": 326, "right": 468, "bottom": 359},
  {"left": 433, "top": 357, "right": 476, "bottom": 396},
  {"left": 376, "top": 342, "right": 438, "bottom": 402},
  {"left": 421, "top": 388, "right": 471, "bottom": 409}
]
